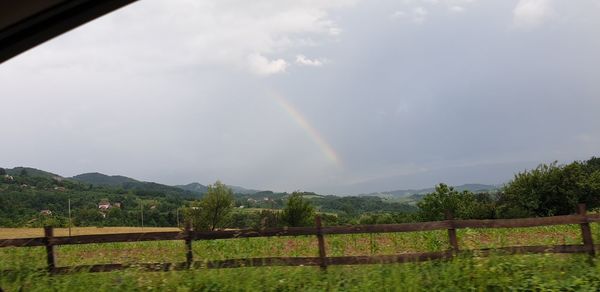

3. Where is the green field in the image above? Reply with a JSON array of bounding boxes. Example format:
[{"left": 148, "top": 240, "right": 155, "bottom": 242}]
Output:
[{"left": 2, "top": 224, "right": 600, "bottom": 291}]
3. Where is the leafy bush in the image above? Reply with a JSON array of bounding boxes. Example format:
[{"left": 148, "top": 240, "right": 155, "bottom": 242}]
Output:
[
  {"left": 417, "top": 183, "right": 479, "bottom": 221},
  {"left": 498, "top": 158, "right": 600, "bottom": 217},
  {"left": 281, "top": 192, "right": 315, "bottom": 227}
]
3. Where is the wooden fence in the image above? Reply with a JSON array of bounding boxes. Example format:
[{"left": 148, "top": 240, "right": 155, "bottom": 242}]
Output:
[{"left": 1, "top": 204, "right": 600, "bottom": 274}]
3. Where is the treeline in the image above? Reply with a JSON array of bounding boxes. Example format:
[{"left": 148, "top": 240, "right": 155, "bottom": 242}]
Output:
[
  {"left": 182, "top": 182, "right": 328, "bottom": 230},
  {"left": 417, "top": 157, "right": 600, "bottom": 221},
  {"left": 2, "top": 156, "right": 599, "bottom": 229},
  {"left": 0, "top": 170, "right": 415, "bottom": 228},
  {"left": 270, "top": 156, "right": 600, "bottom": 225},
  {"left": 0, "top": 170, "right": 185, "bottom": 227},
  {"left": 175, "top": 155, "right": 600, "bottom": 228},
  {"left": 0, "top": 189, "right": 184, "bottom": 228}
]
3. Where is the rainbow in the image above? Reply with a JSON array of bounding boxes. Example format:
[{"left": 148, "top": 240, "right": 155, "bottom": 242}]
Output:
[{"left": 271, "top": 93, "right": 342, "bottom": 167}]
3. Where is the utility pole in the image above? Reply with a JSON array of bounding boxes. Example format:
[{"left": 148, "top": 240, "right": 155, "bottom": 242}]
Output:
[
  {"left": 140, "top": 201, "right": 144, "bottom": 230},
  {"left": 68, "top": 198, "right": 72, "bottom": 237},
  {"left": 176, "top": 208, "right": 180, "bottom": 229}
]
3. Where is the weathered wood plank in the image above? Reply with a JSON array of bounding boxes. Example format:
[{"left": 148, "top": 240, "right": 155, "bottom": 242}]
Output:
[
  {"left": 446, "top": 211, "right": 459, "bottom": 253},
  {"left": 326, "top": 252, "right": 453, "bottom": 265},
  {"left": 49, "top": 231, "right": 184, "bottom": 245},
  {"left": 184, "top": 222, "right": 193, "bottom": 269},
  {"left": 578, "top": 204, "right": 595, "bottom": 256},
  {"left": 44, "top": 226, "right": 55, "bottom": 273},
  {"left": 190, "top": 227, "right": 318, "bottom": 240},
  {"left": 45, "top": 253, "right": 452, "bottom": 273},
  {"left": 52, "top": 262, "right": 188, "bottom": 274},
  {"left": 321, "top": 221, "right": 451, "bottom": 235},
  {"left": 315, "top": 216, "right": 327, "bottom": 269},
  {"left": 0, "top": 237, "right": 45, "bottom": 248},
  {"left": 2, "top": 213, "right": 598, "bottom": 249},
  {"left": 586, "top": 214, "right": 600, "bottom": 222},
  {"left": 200, "top": 257, "right": 322, "bottom": 268},
  {"left": 8, "top": 244, "right": 600, "bottom": 275},
  {"left": 471, "top": 244, "right": 589, "bottom": 256},
  {"left": 453, "top": 215, "right": 583, "bottom": 229},
  {"left": 199, "top": 252, "right": 453, "bottom": 268}
]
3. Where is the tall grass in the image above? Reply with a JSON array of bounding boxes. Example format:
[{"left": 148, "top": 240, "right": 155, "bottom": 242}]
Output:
[{"left": 2, "top": 254, "right": 600, "bottom": 291}]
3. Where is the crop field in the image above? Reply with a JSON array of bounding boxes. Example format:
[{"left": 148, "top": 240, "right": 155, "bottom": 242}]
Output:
[
  {"left": 0, "top": 227, "right": 181, "bottom": 239},
  {"left": 1, "top": 224, "right": 600, "bottom": 291}
]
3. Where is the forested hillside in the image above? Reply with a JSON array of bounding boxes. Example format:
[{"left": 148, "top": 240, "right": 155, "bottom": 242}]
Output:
[
  {"left": 2, "top": 156, "right": 599, "bottom": 229},
  {"left": 0, "top": 169, "right": 417, "bottom": 228}
]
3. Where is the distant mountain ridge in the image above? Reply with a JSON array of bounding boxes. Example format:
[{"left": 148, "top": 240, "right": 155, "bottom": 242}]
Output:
[
  {"left": 227, "top": 185, "right": 261, "bottom": 194},
  {"left": 69, "top": 172, "right": 262, "bottom": 195},
  {"left": 362, "top": 184, "right": 499, "bottom": 198},
  {"left": 176, "top": 182, "right": 262, "bottom": 195},
  {"left": 175, "top": 182, "right": 208, "bottom": 194},
  {"left": 70, "top": 172, "right": 200, "bottom": 198},
  {"left": 2, "top": 166, "right": 499, "bottom": 198}
]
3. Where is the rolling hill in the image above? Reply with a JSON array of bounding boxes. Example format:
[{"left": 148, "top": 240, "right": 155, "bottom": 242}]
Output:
[
  {"left": 71, "top": 172, "right": 138, "bottom": 186},
  {"left": 70, "top": 172, "right": 200, "bottom": 198},
  {"left": 175, "top": 182, "right": 208, "bottom": 194},
  {"left": 5, "top": 167, "right": 63, "bottom": 180}
]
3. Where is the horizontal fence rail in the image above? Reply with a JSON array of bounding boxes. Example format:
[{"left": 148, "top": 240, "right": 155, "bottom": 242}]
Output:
[{"left": 1, "top": 204, "right": 599, "bottom": 275}]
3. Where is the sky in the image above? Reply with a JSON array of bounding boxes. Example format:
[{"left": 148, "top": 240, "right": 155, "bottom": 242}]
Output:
[{"left": 1, "top": 0, "right": 600, "bottom": 195}]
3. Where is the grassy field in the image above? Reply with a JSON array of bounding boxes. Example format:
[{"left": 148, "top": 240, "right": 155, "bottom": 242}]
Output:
[{"left": 1, "top": 224, "right": 600, "bottom": 291}]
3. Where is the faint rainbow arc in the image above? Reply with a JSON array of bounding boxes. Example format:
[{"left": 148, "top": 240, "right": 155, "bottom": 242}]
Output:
[{"left": 271, "top": 93, "right": 342, "bottom": 167}]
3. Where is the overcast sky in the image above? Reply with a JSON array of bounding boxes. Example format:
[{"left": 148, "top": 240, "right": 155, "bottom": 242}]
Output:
[{"left": 1, "top": 0, "right": 599, "bottom": 195}]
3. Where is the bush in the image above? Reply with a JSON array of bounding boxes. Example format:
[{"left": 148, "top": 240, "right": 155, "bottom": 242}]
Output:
[
  {"left": 281, "top": 192, "right": 315, "bottom": 227},
  {"left": 417, "top": 183, "right": 478, "bottom": 221},
  {"left": 498, "top": 162, "right": 589, "bottom": 217}
]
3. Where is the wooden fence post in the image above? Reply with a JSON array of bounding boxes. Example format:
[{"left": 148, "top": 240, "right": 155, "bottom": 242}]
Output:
[
  {"left": 578, "top": 204, "right": 595, "bottom": 257},
  {"left": 184, "top": 221, "right": 194, "bottom": 269},
  {"left": 315, "top": 215, "right": 327, "bottom": 270},
  {"left": 44, "top": 226, "right": 56, "bottom": 273},
  {"left": 445, "top": 210, "right": 459, "bottom": 254}
]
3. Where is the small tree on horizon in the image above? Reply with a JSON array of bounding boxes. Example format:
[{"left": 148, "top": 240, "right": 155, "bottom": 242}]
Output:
[
  {"left": 417, "top": 183, "right": 477, "bottom": 221},
  {"left": 281, "top": 192, "right": 315, "bottom": 227},
  {"left": 201, "top": 181, "right": 234, "bottom": 231}
]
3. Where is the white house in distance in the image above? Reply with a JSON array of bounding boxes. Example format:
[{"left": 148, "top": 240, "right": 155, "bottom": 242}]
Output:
[{"left": 98, "top": 200, "right": 111, "bottom": 210}]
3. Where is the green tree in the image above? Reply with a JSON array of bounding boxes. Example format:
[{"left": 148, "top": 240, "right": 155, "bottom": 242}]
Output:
[
  {"left": 201, "top": 181, "right": 234, "bottom": 231},
  {"left": 183, "top": 203, "right": 207, "bottom": 230},
  {"left": 255, "top": 209, "right": 281, "bottom": 228},
  {"left": 417, "top": 183, "right": 477, "bottom": 221},
  {"left": 281, "top": 192, "right": 315, "bottom": 227},
  {"left": 0, "top": 168, "right": 6, "bottom": 176},
  {"left": 497, "top": 162, "right": 584, "bottom": 217}
]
